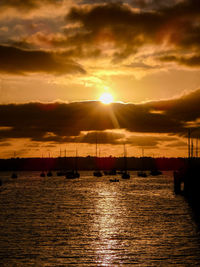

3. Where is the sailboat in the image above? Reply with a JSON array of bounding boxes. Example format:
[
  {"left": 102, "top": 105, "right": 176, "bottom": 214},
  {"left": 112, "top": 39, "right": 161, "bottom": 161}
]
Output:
[
  {"left": 47, "top": 170, "right": 53, "bottom": 177},
  {"left": 137, "top": 148, "right": 147, "bottom": 177},
  {"left": 150, "top": 169, "right": 162, "bottom": 176},
  {"left": 121, "top": 144, "right": 130, "bottom": 179},
  {"left": 40, "top": 171, "right": 45, "bottom": 177},
  {"left": 93, "top": 133, "right": 103, "bottom": 177},
  {"left": 11, "top": 172, "right": 18, "bottom": 179},
  {"left": 109, "top": 177, "right": 119, "bottom": 182},
  {"left": 39, "top": 153, "right": 46, "bottom": 177},
  {"left": 137, "top": 170, "right": 147, "bottom": 177},
  {"left": 46, "top": 152, "right": 53, "bottom": 177},
  {"left": 66, "top": 149, "right": 80, "bottom": 179},
  {"left": 11, "top": 152, "right": 18, "bottom": 178},
  {"left": 57, "top": 148, "right": 66, "bottom": 176}
]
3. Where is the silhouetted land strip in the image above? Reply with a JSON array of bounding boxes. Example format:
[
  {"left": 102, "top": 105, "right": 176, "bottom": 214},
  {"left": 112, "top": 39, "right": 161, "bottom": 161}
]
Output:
[{"left": 0, "top": 156, "right": 197, "bottom": 171}]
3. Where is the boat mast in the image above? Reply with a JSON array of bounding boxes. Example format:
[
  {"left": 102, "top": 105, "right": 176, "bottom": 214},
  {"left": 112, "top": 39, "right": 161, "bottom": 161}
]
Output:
[
  {"left": 124, "top": 143, "right": 127, "bottom": 172},
  {"left": 95, "top": 132, "right": 98, "bottom": 158},
  {"left": 75, "top": 148, "right": 78, "bottom": 172},
  {"left": 188, "top": 129, "right": 191, "bottom": 158},
  {"left": 191, "top": 138, "right": 193, "bottom": 158}
]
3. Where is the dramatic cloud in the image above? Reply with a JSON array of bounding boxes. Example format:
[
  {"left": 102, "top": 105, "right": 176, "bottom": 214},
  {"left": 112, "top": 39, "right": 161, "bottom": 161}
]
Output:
[
  {"left": 66, "top": 3, "right": 162, "bottom": 61},
  {"left": 160, "top": 55, "right": 200, "bottom": 67},
  {"left": 145, "top": 89, "right": 200, "bottom": 124},
  {"left": 0, "top": 89, "right": 199, "bottom": 144},
  {"left": 0, "top": 0, "right": 62, "bottom": 11},
  {"left": 64, "top": 1, "right": 200, "bottom": 65},
  {"left": 1, "top": 0, "right": 199, "bottom": 79},
  {"left": 0, "top": 45, "right": 85, "bottom": 75},
  {"left": 166, "top": 140, "right": 187, "bottom": 148},
  {"left": 126, "top": 135, "right": 177, "bottom": 148},
  {"left": 75, "top": 131, "right": 125, "bottom": 144}
]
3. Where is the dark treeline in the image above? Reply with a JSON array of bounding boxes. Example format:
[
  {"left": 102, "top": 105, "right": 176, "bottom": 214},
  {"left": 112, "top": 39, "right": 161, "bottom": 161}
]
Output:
[{"left": 0, "top": 156, "right": 197, "bottom": 171}]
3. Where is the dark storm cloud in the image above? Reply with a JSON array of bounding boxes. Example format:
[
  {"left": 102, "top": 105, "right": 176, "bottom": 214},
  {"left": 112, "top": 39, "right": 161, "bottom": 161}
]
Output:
[
  {"left": 159, "top": 54, "right": 200, "bottom": 67},
  {"left": 69, "top": 131, "right": 177, "bottom": 148},
  {"left": 126, "top": 135, "right": 177, "bottom": 148},
  {"left": 0, "top": 45, "right": 85, "bottom": 75},
  {"left": 130, "top": 0, "right": 179, "bottom": 10},
  {"left": 0, "top": 0, "right": 62, "bottom": 11},
  {"left": 1, "top": 0, "right": 199, "bottom": 68},
  {"left": 145, "top": 89, "right": 200, "bottom": 123},
  {"left": 0, "top": 142, "right": 11, "bottom": 147},
  {"left": 66, "top": 3, "right": 162, "bottom": 60},
  {"left": 81, "top": 0, "right": 180, "bottom": 10},
  {"left": 64, "top": 0, "right": 200, "bottom": 63},
  {"left": 166, "top": 141, "right": 187, "bottom": 148},
  {"left": 0, "top": 89, "right": 199, "bottom": 143},
  {"left": 74, "top": 131, "right": 124, "bottom": 144}
]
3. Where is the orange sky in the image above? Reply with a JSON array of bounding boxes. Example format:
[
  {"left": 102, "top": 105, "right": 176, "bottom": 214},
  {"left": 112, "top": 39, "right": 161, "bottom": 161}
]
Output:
[{"left": 0, "top": 0, "right": 200, "bottom": 158}]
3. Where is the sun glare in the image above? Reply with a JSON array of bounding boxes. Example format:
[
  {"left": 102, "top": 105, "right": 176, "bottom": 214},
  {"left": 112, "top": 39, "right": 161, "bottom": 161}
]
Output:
[{"left": 99, "top": 92, "right": 114, "bottom": 104}]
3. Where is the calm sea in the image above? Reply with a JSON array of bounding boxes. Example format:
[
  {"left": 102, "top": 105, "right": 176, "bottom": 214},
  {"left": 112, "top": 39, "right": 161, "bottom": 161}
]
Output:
[{"left": 0, "top": 171, "right": 200, "bottom": 266}]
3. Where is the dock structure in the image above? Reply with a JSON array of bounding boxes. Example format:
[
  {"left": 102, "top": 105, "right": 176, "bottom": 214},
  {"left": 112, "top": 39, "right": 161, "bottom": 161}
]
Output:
[{"left": 174, "top": 130, "right": 200, "bottom": 206}]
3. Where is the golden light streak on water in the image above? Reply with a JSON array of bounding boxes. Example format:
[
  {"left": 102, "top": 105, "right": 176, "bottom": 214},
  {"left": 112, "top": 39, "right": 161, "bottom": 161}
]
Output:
[{"left": 93, "top": 189, "right": 123, "bottom": 265}]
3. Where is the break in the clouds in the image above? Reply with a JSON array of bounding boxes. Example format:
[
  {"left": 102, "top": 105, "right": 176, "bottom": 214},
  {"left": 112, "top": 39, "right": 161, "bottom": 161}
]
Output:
[{"left": 0, "top": 89, "right": 199, "bottom": 145}]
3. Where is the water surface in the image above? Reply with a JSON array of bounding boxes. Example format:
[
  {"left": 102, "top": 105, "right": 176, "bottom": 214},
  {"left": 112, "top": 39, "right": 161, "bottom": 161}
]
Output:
[{"left": 0, "top": 171, "right": 200, "bottom": 266}]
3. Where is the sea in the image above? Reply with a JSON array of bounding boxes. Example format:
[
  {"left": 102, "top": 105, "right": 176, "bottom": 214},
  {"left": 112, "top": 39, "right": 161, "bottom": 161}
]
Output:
[{"left": 0, "top": 171, "right": 200, "bottom": 266}]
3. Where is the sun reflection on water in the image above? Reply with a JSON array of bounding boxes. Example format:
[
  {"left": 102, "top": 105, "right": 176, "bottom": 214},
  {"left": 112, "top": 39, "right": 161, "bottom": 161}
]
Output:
[{"left": 92, "top": 188, "right": 125, "bottom": 265}]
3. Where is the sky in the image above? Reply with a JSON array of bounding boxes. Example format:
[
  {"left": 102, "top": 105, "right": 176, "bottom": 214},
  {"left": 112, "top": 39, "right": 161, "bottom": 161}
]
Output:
[{"left": 0, "top": 0, "right": 200, "bottom": 158}]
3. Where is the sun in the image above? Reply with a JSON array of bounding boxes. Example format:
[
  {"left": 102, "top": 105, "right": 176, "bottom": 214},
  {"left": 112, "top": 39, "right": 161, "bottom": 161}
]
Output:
[{"left": 99, "top": 92, "right": 114, "bottom": 104}]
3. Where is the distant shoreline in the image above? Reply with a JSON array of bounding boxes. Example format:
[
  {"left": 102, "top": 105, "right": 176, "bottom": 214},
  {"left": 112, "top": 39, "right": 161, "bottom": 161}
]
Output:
[{"left": 1, "top": 156, "right": 199, "bottom": 171}]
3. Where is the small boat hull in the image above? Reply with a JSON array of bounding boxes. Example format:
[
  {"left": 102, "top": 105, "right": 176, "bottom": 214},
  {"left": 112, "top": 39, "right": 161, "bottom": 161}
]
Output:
[
  {"left": 11, "top": 173, "right": 18, "bottom": 179},
  {"left": 93, "top": 171, "right": 103, "bottom": 177},
  {"left": 66, "top": 171, "right": 80, "bottom": 179},
  {"left": 110, "top": 178, "right": 119, "bottom": 182},
  {"left": 121, "top": 172, "right": 130, "bottom": 179}
]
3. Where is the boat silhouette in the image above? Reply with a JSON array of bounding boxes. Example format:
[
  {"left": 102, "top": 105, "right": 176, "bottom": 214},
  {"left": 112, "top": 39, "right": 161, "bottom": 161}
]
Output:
[
  {"left": 121, "top": 172, "right": 130, "bottom": 179},
  {"left": 93, "top": 133, "right": 103, "bottom": 177},
  {"left": 66, "top": 170, "right": 80, "bottom": 179},
  {"left": 137, "top": 171, "right": 147, "bottom": 177},
  {"left": 104, "top": 169, "right": 117, "bottom": 175},
  {"left": 57, "top": 149, "right": 67, "bottom": 176},
  {"left": 121, "top": 144, "right": 130, "bottom": 179},
  {"left": 93, "top": 170, "right": 103, "bottom": 177},
  {"left": 109, "top": 178, "right": 119, "bottom": 182},
  {"left": 150, "top": 169, "right": 162, "bottom": 176},
  {"left": 47, "top": 171, "right": 53, "bottom": 177},
  {"left": 66, "top": 149, "right": 80, "bottom": 179},
  {"left": 137, "top": 149, "right": 147, "bottom": 177},
  {"left": 11, "top": 173, "right": 18, "bottom": 179},
  {"left": 11, "top": 153, "right": 18, "bottom": 178},
  {"left": 57, "top": 170, "right": 65, "bottom": 176},
  {"left": 40, "top": 171, "right": 45, "bottom": 177}
]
